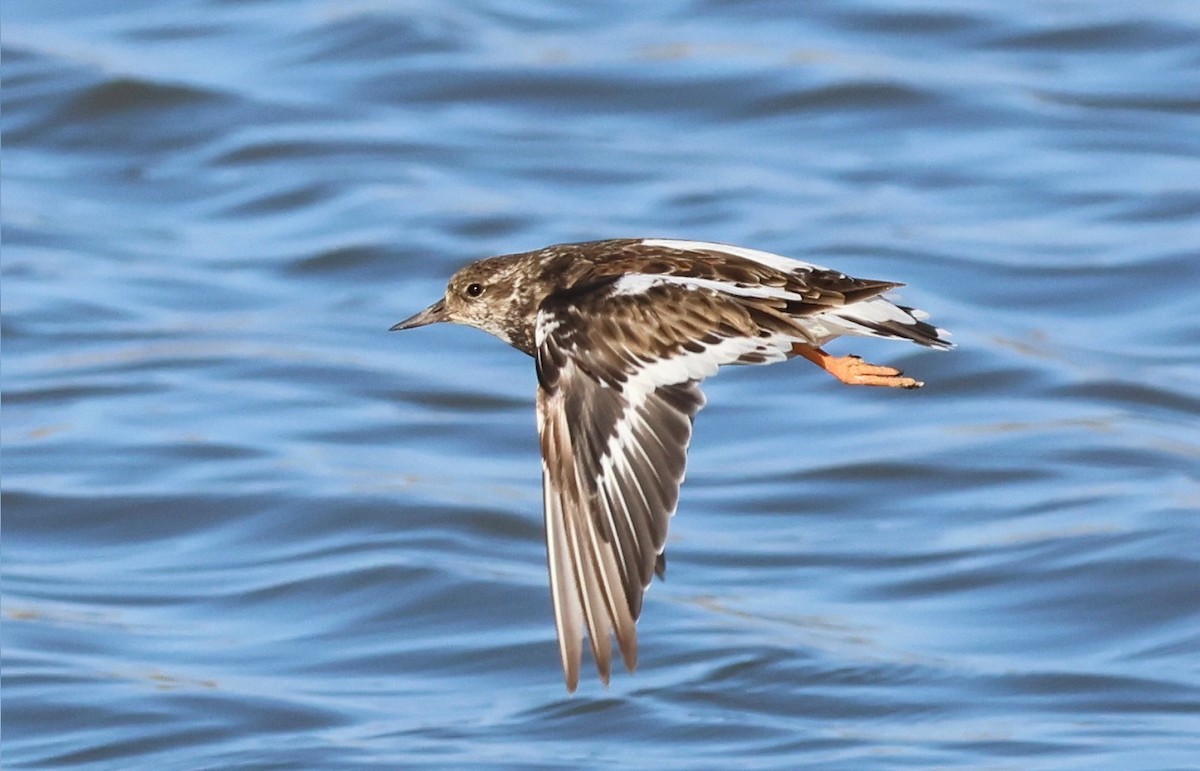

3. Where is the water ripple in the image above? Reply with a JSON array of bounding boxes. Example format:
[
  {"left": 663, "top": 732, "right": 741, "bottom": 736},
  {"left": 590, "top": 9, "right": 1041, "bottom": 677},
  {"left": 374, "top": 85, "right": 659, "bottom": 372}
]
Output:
[{"left": 4, "top": 0, "right": 1199, "bottom": 767}]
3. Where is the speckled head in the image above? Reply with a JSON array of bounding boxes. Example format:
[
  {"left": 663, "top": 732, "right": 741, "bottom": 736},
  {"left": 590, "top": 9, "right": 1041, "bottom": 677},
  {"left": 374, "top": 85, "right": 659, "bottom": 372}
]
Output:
[{"left": 391, "top": 253, "right": 547, "bottom": 355}]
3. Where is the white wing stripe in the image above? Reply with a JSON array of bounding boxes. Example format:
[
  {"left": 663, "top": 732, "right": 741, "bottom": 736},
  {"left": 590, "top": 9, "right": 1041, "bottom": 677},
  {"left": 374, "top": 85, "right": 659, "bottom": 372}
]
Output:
[
  {"left": 608, "top": 448, "right": 647, "bottom": 562},
  {"left": 596, "top": 478, "right": 634, "bottom": 588},
  {"left": 612, "top": 272, "right": 816, "bottom": 305},
  {"left": 595, "top": 333, "right": 792, "bottom": 477}
]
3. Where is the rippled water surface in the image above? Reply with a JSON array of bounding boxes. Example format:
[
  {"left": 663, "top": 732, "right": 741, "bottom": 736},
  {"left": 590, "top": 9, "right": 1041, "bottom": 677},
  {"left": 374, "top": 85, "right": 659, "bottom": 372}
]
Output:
[{"left": 4, "top": 1, "right": 1199, "bottom": 768}]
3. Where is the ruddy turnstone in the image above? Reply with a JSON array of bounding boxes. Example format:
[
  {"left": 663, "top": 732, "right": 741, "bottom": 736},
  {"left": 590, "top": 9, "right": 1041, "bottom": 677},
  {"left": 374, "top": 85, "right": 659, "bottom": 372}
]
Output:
[{"left": 392, "top": 238, "right": 951, "bottom": 691}]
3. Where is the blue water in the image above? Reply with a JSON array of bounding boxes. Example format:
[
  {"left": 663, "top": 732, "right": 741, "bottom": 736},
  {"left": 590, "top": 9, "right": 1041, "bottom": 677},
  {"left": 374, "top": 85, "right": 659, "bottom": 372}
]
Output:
[{"left": 4, "top": 2, "right": 1199, "bottom": 768}]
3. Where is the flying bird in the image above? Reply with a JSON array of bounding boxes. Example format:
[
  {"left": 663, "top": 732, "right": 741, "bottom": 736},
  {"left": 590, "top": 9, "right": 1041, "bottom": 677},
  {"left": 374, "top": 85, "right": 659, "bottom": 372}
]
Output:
[{"left": 392, "top": 238, "right": 952, "bottom": 691}]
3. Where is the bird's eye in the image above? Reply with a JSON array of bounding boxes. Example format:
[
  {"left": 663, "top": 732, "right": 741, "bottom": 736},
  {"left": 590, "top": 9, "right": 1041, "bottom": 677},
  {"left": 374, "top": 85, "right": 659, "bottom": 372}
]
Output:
[{"left": 465, "top": 283, "right": 485, "bottom": 298}]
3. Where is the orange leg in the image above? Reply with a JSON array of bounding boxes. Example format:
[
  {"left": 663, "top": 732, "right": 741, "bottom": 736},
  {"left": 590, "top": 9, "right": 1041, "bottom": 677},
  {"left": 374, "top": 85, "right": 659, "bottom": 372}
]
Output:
[{"left": 790, "top": 344, "right": 923, "bottom": 389}]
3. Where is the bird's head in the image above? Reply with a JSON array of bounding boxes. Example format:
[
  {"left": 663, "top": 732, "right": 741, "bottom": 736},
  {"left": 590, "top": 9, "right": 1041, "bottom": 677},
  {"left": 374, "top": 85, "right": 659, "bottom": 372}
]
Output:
[{"left": 391, "top": 255, "right": 539, "bottom": 353}]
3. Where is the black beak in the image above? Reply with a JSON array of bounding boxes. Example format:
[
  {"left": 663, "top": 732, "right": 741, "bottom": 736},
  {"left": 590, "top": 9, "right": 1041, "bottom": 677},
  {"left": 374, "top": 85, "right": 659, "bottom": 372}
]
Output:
[{"left": 390, "top": 298, "right": 447, "bottom": 331}]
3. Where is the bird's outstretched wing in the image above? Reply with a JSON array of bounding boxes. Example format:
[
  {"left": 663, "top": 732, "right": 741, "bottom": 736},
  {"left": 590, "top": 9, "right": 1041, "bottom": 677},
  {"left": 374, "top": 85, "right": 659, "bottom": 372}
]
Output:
[{"left": 533, "top": 276, "right": 801, "bottom": 691}]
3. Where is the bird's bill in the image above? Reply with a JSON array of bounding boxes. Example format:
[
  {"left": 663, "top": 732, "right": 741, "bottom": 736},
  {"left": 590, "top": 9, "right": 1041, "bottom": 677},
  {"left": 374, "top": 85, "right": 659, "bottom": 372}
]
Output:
[{"left": 390, "top": 299, "right": 447, "bottom": 331}]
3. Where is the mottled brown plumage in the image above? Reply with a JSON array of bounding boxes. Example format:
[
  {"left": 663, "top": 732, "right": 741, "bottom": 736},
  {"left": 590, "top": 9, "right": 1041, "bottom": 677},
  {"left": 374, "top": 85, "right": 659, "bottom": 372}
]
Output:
[{"left": 392, "top": 238, "right": 951, "bottom": 691}]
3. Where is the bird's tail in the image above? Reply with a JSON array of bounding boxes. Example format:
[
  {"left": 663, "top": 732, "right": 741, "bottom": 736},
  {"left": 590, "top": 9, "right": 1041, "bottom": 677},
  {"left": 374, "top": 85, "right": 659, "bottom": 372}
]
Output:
[{"left": 825, "top": 297, "right": 954, "bottom": 349}]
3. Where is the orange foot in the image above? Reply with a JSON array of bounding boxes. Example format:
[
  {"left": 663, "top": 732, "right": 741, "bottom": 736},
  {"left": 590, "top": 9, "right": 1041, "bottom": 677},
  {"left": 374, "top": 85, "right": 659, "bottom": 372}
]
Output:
[{"left": 791, "top": 345, "right": 924, "bottom": 389}]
